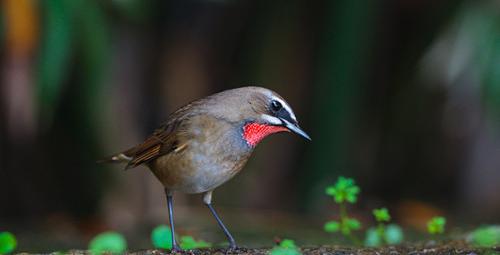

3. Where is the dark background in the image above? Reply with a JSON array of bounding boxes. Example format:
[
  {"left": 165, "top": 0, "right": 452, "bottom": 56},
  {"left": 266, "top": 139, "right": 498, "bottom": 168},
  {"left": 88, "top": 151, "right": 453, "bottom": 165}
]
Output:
[{"left": 1, "top": 0, "right": 500, "bottom": 251}]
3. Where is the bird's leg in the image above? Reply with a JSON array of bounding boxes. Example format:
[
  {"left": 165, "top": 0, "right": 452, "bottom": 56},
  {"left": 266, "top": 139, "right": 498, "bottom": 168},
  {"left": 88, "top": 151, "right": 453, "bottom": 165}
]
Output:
[
  {"left": 203, "top": 191, "right": 237, "bottom": 249},
  {"left": 165, "top": 189, "right": 181, "bottom": 252}
]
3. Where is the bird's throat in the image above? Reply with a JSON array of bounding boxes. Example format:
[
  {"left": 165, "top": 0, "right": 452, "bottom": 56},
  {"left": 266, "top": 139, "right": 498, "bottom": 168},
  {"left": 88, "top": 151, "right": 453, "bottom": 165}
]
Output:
[{"left": 243, "top": 122, "right": 289, "bottom": 147}]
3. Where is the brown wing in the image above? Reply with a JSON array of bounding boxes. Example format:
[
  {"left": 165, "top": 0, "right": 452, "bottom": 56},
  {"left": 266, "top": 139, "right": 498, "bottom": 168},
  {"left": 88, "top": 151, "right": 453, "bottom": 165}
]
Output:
[
  {"left": 99, "top": 99, "right": 204, "bottom": 168},
  {"left": 122, "top": 118, "right": 188, "bottom": 169}
]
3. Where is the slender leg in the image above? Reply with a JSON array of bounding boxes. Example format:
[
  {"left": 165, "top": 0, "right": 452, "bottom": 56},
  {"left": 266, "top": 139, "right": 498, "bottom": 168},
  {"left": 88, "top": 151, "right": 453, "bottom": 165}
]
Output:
[
  {"left": 203, "top": 191, "right": 237, "bottom": 249},
  {"left": 165, "top": 190, "right": 181, "bottom": 251}
]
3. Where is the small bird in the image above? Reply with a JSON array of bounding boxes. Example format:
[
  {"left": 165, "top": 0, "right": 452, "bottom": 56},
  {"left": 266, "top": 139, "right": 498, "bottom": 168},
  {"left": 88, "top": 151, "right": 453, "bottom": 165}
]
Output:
[{"left": 101, "top": 86, "right": 310, "bottom": 251}]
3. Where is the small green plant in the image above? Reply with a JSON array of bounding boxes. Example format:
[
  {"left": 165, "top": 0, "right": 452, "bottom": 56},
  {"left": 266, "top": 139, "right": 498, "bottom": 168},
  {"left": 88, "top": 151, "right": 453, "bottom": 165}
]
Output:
[
  {"left": 269, "top": 239, "right": 302, "bottom": 255},
  {"left": 373, "top": 208, "right": 391, "bottom": 222},
  {"left": 179, "top": 236, "right": 211, "bottom": 249},
  {"left": 151, "top": 225, "right": 173, "bottom": 249},
  {"left": 427, "top": 216, "right": 446, "bottom": 235},
  {"left": 468, "top": 225, "right": 500, "bottom": 247},
  {"left": 88, "top": 231, "right": 127, "bottom": 255},
  {"left": 364, "top": 208, "right": 403, "bottom": 246},
  {"left": 324, "top": 176, "right": 362, "bottom": 244},
  {"left": 0, "top": 232, "right": 17, "bottom": 254},
  {"left": 151, "top": 225, "right": 211, "bottom": 250}
]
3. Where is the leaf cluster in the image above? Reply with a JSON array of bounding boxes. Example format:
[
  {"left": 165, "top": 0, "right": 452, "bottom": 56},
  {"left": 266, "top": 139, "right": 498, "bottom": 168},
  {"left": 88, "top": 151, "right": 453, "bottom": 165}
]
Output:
[
  {"left": 269, "top": 239, "right": 302, "bottom": 255},
  {"left": 427, "top": 216, "right": 446, "bottom": 235},
  {"left": 325, "top": 176, "right": 360, "bottom": 204},
  {"left": 373, "top": 208, "right": 391, "bottom": 223},
  {"left": 324, "top": 218, "right": 361, "bottom": 235}
]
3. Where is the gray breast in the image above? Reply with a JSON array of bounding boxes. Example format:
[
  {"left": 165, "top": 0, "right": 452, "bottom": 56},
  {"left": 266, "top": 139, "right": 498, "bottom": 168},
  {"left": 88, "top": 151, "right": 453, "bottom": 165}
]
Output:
[{"left": 185, "top": 122, "right": 252, "bottom": 193}]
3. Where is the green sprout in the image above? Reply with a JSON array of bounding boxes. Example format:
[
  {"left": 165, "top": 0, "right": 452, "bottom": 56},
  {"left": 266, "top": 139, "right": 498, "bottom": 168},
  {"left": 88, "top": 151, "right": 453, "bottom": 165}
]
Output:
[
  {"left": 179, "top": 236, "right": 211, "bottom": 250},
  {"left": 324, "top": 176, "right": 362, "bottom": 245},
  {"left": 151, "top": 225, "right": 172, "bottom": 249},
  {"left": 468, "top": 225, "right": 500, "bottom": 247},
  {"left": 269, "top": 239, "right": 302, "bottom": 255},
  {"left": 427, "top": 216, "right": 446, "bottom": 235},
  {"left": 326, "top": 176, "right": 360, "bottom": 204},
  {"left": 373, "top": 208, "right": 391, "bottom": 222},
  {"left": 0, "top": 232, "right": 17, "bottom": 254},
  {"left": 88, "top": 231, "right": 127, "bottom": 255},
  {"left": 365, "top": 208, "right": 404, "bottom": 246},
  {"left": 151, "top": 225, "right": 211, "bottom": 250}
]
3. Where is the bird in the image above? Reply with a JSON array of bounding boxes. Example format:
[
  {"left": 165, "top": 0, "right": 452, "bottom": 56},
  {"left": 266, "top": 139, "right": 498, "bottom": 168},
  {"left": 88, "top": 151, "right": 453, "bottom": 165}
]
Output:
[{"left": 100, "top": 86, "right": 310, "bottom": 251}]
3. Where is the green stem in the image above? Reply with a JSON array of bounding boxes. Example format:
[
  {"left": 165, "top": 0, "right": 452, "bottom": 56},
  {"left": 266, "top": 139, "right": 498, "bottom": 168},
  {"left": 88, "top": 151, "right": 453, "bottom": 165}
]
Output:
[
  {"left": 377, "top": 223, "right": 386, "bottom": 245},
  {"left": 339, "top": 203, "right": 362, "bottom": 246},
  {"left": 339, "top": 203, "right": 348, "bottom": 220}
]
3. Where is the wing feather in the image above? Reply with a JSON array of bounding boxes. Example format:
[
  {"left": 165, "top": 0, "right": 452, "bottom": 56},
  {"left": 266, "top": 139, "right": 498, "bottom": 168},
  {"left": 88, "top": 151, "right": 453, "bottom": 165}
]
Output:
[{"left": 100, "top": 100, "right": 202, "bottom": 169}]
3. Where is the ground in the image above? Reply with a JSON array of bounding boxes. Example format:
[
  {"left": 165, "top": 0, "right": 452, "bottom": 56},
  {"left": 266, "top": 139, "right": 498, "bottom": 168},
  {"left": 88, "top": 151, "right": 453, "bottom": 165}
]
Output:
[{"left": 59, "top": 242, "right": 498, "bottom": 255}]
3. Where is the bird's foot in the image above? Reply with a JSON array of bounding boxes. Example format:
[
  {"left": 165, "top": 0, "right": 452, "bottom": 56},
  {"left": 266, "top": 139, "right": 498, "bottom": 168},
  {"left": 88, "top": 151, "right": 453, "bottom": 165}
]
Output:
[
  {"left": 170, "top": 244, "right": 182, "bottom": 254},
  {"left": 226, "top": 242, "right": 238, "bottom": 252}
]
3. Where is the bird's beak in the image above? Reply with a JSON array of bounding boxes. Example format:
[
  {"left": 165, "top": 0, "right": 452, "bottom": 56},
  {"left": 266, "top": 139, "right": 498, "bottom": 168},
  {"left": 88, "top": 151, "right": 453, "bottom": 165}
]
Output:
[{"left": 280, "top": 118, "right": 311, "bottom": 141}]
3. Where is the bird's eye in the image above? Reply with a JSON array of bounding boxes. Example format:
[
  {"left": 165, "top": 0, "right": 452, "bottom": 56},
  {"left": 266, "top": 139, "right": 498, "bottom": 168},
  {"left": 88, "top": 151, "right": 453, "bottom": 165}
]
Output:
[{"left": 270, "top": 100, "right": 282, "bottom": 112}]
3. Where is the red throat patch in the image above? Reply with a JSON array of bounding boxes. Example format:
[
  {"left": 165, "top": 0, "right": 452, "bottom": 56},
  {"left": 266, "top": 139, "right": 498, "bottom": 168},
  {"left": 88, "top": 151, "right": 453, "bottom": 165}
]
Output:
[{"left": 243, "top": 122, "right": 289, "bottom": 147}]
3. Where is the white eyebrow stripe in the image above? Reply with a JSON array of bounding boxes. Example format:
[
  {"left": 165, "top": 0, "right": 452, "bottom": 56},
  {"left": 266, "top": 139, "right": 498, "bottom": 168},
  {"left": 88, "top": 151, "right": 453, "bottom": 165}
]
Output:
[
  {"left": 271, "top": 96, "right": 297, "bottom": 121},
  {"left": 261, "top": 114, "right": 282, "bottom": 125}
]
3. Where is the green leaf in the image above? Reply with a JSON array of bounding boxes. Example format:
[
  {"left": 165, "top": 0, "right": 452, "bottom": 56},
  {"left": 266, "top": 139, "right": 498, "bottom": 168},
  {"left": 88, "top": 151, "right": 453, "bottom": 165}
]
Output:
[
  {"left": 179, "top": 235, "right": 211, "bottom": 250},
  {"left": 385, "top": 224, "right": 404, "bottom": 245},
  {"left": 373, "top": 208, "right": 391, "bottom": 222},
  {"left": 324, "top": 221, "right": 340, "bottom": 233},
  {"left": 326, "top": 176, "right": 360, "bottom": 204},
  {"left": 151, "top": 225, "right": 172, "bottom": 249},
  {"left": 279, "top": 239, "right": 297, "bottom": 249},
  {"left": 0, "top": 232, "right": 17, "bottom": 254},
  {"left": 469, "top": 225, "right": 500, "bottom": 247},
  {"left": 427, "top": 216, "right": 446, "bottom": 234},
  {"left": 345, "top": 218, "right": 361, "bottom": 230},
  {"left": 269, "top": 239, "right": 302, "bottom": 255},
  {"left": 339, "top": 218, "right": 361, "bottom": 235},
  {"left": 88, "top": 231, "right": 126, "bottom": 255},
  {"left": 364, "top": 227, "right": 381, "bottom": 247},
  {"left": 325, "top": 186, "right": 336, "bottom": 196}
]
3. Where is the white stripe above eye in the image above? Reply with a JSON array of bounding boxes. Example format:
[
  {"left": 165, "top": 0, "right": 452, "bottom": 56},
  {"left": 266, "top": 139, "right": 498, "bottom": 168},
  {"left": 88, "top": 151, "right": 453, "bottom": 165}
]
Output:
[
  {"left": 261, "top": 114, "right": 283, "bottom": 125},
  {"left": 271, "top": 96, "right": 297, "bottom": 121}
]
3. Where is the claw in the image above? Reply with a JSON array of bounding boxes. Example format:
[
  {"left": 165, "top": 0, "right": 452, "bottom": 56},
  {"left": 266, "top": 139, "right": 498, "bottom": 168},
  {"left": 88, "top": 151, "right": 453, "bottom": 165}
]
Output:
[{"left": 170, "top": 245, "right": 182, "bottom": 254}]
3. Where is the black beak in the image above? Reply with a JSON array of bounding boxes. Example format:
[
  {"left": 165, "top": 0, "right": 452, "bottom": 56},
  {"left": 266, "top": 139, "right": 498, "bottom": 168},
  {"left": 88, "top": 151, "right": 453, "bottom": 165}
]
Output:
[{"left": 280, "top": 118, "right": 311, "bottom": 141}]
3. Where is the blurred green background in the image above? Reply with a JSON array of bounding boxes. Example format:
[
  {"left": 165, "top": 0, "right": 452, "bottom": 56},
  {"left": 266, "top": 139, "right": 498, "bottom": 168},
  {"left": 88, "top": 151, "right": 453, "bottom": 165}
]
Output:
[{"left": 1, "top": 0, "right": 500, "bottom": 252}]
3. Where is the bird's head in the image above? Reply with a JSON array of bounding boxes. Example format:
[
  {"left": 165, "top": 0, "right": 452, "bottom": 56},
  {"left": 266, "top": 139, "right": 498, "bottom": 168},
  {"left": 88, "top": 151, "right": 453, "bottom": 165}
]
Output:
[{"left": 209, "top": 86, "right": 310, "bottom": 147}]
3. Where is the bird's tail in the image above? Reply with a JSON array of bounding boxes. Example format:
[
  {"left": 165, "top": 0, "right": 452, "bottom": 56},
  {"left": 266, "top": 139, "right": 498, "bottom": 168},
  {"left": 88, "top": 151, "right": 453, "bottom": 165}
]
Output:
[{"left": 96, "top": 152, "right": 133, "bottom": 165}]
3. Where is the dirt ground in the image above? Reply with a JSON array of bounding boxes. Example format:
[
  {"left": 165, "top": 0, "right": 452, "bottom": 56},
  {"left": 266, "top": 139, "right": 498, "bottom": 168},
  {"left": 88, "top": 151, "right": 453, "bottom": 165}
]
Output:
[{"left": 57, "top": 242, "right": 498, "bottom": 255}]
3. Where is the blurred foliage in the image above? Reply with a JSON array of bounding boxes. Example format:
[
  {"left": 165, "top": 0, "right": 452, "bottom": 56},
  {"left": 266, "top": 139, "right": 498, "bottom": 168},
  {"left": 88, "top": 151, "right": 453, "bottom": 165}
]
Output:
[
  {"left": 324, "top": 218, "right": 361, "bottom": 236},
  {"left": 324, "top": 177, "right": 361, "bottom": 245},
  {"left": 422, "top": 1, "right": 500, "bottom": 125},
  {"left": 325, "top": 176, "right": 360, "bottom": 204},
  {"left": 151, "top": 225, "right": 211, "bottom": 250},
  {"left": 302, "top": 0, "right": 376, "bottom": 210},
  {"left": 373, "top": 208, "right": 391, "bottom": 223},
  {"left": 269, "top": 239, "right": 301, "bottom": 255},
  {"left": 364, "top": 224, "right": 404, "bottom": 247},
  {"left": 88, "top": 231, "right": 127, "bottom": 255},
  {"left": 0, "top": 232, "right": 17, "bottom": 254},
  {"left": 179, "top": 236, "right": 211, "bottom": 250},
  {"left": 151, "top": 225, "right": 172, "bottom": 249},
  {"left": 365, "top": 208, "right": 403, "bottom": 247},
  {"left": 37, "top": 0, "right": 110, "bottom": 126},
  {"left": 427, "top": 216, "right": 446, "bottom": 235},
  {"left": 468, "top": 225, "right": 500, "bottom": 247}
]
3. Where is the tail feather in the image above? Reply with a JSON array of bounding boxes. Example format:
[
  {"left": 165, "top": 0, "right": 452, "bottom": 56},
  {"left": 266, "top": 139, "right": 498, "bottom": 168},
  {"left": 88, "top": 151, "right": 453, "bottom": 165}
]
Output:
[{"left": 96, "top": 153, "right": 133, "bottom": 164}]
